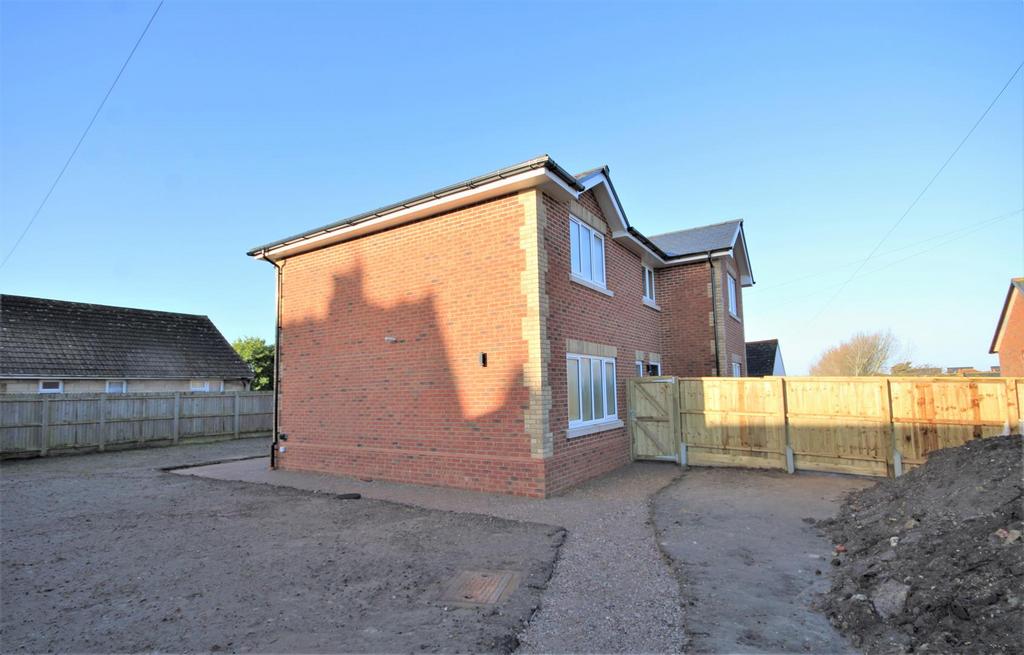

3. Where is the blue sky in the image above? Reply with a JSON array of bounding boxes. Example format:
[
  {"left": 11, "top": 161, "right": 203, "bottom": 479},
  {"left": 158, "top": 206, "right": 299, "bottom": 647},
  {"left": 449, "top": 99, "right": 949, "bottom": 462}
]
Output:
[{"left": 1, "top": 0, "right": 1021, "bottom": 374}]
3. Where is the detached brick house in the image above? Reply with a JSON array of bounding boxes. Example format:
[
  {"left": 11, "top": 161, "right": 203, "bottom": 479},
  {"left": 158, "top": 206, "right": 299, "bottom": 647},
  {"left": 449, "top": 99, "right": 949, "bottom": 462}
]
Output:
[
  {"left": 249, "top": 156, "right": 754, "bottom": 497},
  {"left": 990, "top": 277, "right": 1024, "bottom": 376}
]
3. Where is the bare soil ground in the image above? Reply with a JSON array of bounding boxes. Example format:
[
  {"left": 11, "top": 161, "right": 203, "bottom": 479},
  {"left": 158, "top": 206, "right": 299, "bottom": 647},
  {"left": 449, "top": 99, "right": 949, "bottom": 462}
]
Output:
[
  {"left": 652, "top": 467, "right": 872, "bottom": 654},
  {"left": 0, "top": 439, "right": 564, "bottom": 654},
  {"left": 818, "top": 434, "right": 1024, "bottom": 654}
]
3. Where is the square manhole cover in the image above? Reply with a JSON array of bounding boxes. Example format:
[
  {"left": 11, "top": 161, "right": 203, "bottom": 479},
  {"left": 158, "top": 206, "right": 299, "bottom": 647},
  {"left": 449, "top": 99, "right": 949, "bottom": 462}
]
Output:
[{"left": 439, "top": 570, "right": 521, "bottom": 607}]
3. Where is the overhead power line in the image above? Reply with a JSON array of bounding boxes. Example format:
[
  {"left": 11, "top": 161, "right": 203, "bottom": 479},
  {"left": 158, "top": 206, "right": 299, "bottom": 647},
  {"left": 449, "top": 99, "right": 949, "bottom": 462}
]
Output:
[
  {"left": 0, "top": 0, "right": 165, "bottom": 272},
  {"left": 807, "top": 58, "right": 1024, "bottom": 322}
]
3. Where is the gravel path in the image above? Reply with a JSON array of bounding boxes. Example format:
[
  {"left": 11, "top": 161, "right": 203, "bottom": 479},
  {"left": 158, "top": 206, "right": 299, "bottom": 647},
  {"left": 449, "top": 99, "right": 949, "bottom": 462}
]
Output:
[
  {"left": 653, "top": 467, "right": 872, "bottom": 654},
  {"left": 1, "top": 439, "right": 564, "bottom": 654},
  {"left": 179, "top": 457, "right": 687, "bottom": 654}
]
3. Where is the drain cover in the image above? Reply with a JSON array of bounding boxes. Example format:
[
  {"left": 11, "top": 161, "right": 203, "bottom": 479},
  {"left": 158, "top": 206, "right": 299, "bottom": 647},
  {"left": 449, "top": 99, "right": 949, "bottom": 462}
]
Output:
[{"left": 440, "top": 570, "right": 521, "bottom": 607}]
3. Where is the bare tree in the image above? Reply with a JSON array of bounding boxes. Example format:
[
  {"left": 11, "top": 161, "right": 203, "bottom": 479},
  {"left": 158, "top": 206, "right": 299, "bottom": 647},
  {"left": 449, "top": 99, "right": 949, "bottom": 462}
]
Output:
[{"left": 810, "top": 331, "right": 898, "bottom": 376}]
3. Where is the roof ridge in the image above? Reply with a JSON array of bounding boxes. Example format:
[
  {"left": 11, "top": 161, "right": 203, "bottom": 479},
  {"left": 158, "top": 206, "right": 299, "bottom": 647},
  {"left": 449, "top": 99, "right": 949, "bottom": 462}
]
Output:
[
  {"left": 645, "top": 218, "right": 742, "bottom": 239},
  {"left": 0, "top": 294, "right": 210, "bottom": 320}
]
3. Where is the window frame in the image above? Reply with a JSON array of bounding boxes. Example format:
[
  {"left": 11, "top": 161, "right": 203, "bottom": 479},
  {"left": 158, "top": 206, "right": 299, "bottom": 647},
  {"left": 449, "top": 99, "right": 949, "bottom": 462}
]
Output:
[
  {"left": 635, "top": 360, "right": 644, "bottom": 377},
  {"left": 106, "top": 380, "right": 127, "bottom": 393},
  {"left": 646, "top": 362, "right": 661, "bottom": 377},
  {"left": 569, "top": 216, "right": 607, "bottom": 289},
  {"left": 642, "top": 265, "right": 656, "bottom": 302},
  {"left": 38, "top": 380, "right": 63, "bottom": 394},
  {"left": 727, "top": 273, "right": 739, "bottom": 319},
  {"left": 566, "top": 353, "right": 618, "bottom": 431}
]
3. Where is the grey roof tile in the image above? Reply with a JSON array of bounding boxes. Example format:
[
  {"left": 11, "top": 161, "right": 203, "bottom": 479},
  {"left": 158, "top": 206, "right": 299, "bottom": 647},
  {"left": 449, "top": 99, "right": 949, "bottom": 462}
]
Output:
[
  {"left": 647, "top": 220, "right": 741, "bottom": 258},
  {"left": 0, "top": 295, "right": 252, "bottom": 379}
]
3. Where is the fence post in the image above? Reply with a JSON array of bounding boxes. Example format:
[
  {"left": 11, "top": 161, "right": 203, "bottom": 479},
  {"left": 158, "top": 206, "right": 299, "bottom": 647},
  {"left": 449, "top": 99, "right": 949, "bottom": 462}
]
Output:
[
  {"left": 173, "top": 393, "right": 181, "bottom": 444},
  {"left": 885, "top": 379, "right": 900, "bottom": 477},
  {"left": 233, "top": 391, "right": 241, "bottom": 438},
  {"left": 39, "top": 397, "right": 50, "bottom": 456},
  {"left": 1005, "top": 379, "right": 1020, "bottom": 436},
  {"left": 670, "top": 377, "right": 682, "bottom": 466},
  {"left": 781, "top": 378, "right": 794, "bottom": 473},
  {"left": 98, "top": 395, "right": 106, "bottom": 451}
]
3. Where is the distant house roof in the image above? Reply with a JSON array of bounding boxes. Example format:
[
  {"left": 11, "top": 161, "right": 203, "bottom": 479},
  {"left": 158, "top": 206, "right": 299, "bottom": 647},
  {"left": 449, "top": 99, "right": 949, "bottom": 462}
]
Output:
[
  {"left": 648, "top": 220, "right": 743, "bottom": 258},
  {"left": 990, "top": 277, "right": 1024, "bottom": 354},
  {"left": 745, "top": 339, "right": 780, "bottom": 377},
  {"left": 0, "top": 295, "right": 252, "bottom": 380}
]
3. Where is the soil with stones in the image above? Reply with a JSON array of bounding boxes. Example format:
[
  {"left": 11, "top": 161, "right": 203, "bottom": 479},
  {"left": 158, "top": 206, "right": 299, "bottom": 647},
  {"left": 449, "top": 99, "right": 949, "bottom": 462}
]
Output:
[
  {"left": 818, "top": 434, "right": 1023, "bottom": 654},
  {"left": 0, "top": 439, "right": 565, "bottom": 654}
]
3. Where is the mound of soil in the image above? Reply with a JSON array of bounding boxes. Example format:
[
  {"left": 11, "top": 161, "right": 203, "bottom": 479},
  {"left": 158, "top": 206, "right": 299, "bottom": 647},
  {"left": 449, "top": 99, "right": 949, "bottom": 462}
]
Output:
[{"left": 818, "top": 434, "right": 1023, "bottom": 654}]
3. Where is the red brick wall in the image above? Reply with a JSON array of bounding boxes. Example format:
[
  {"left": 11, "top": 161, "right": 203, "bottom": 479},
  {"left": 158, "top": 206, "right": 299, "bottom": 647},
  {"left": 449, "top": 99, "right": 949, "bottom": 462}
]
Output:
[
  {"left": 542, "top": 191, "right": 662, "bottom": 494},
  {"left": 275, "top": 194, "right": 547, "bottom": 496},
  {"left": 720, "top": 255, "right": 748, "bottom": 375},
  {"left": 998, "top": 292, "right": 1024, "bottom": 376},
  {"left": 657, "top": 263, "right": 717, "bottom": 377}
]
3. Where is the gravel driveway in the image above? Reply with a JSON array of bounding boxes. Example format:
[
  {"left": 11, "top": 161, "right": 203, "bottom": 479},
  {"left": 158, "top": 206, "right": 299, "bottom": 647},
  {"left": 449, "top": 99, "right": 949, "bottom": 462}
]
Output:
[
  {"left": 179, "top": 457, "right": 688, "bottom": 654},
  {"left": 0, "top": 439, "right": 564, "bottom": 654},
  {"left": 653, "top": 467, "right": 873, "bottom": 654}
]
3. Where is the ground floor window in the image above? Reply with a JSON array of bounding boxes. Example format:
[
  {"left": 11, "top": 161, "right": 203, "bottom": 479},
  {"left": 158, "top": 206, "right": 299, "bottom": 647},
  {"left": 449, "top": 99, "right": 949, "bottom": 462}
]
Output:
[
  {"left": 106, "top": 380, "right": 127, "bottom": 393},
  {"left": 635, "top": 360, "right": 644, "bottom": 377},
  {"left": 646, "top": 362, "right": 661, "bottom": 376},
  {"left": 38, "top": 380, "right": 63, "bottom": 394},
  {"left": 732, "top": 362, "right": 743, "bottom": 377},
  {"left": 567, "top": 354, "right": 617, "bottom": 428},
  {"left": 190, "top": 380, "right": 211, "bottom": 392}
]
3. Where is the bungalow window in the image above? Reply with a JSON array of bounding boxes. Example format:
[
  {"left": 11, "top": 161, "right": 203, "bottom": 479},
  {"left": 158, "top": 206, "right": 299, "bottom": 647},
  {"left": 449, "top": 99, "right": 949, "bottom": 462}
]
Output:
[
  {"left": 106, "top": 380, "right": 127, "bottom": 393},
  {"left": 642, "top": 266, "right": 656, "bottom": 302},
  {"left": 569, "top": 216, "right": 606, "bottom": 288},
  {"left": 646, "top": 362, "right": 661, "bottom": 376},
  {"left": 566, "top": 354, "right": 617, "bottom": 430},
  {"left": 727, "top": 273, "right": 739, "bottom": 318},
  {"left": 38, "top": 380, "right": 63, "bottom": 394},
  {"left": 190, "top": 380, "right": 211, "bottom": 392}
]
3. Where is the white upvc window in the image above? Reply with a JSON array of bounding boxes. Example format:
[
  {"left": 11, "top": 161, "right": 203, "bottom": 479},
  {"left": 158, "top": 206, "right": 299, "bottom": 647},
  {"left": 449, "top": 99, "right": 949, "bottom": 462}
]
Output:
[
  {"left": 727, "top": 273, "right": 739, "bottom": 318},
  {"left": 646, "top": 362, "right": 661, "bottom": 376},
  {"left": 190, "top": 380, "right": 211, "bottom": 392},
  {"left": 642, "top": 265, "right": 656, "bottom": 302},
  {"left": 635, "top": 360, "right": 644, "bottom": 377},
  {"left": 106, "top": 380, "right": 127, "bottom": 393},
  {"left": 38, "top": 380, "right": 63, "bottom": 394},
  {"left": 566, "top": 354, "right": 617, "bottom": 430},
  {"left": 569, "top": 216, "right": 606, "bottom": 288},
  {"left": 732, "top": 361, "right": 743, "bottom": 377}
]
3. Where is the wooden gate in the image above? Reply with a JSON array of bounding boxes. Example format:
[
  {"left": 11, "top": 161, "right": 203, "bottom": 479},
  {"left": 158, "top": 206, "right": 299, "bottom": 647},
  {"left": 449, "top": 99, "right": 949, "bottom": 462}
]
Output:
[{"left": 628, "top": 378, "right": 680, "bottom": 461}]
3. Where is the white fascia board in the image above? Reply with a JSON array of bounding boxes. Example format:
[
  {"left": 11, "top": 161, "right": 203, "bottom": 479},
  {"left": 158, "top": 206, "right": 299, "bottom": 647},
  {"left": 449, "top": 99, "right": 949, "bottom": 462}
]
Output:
[
  {"left": 258, "top": 168, "right": 559, "bottom": 261},
  {"left": 734, "top": 225, "right": 755, "bottom": 286},
  {"left": 579, "top": 172, "right": 629, "bottom": 233}
]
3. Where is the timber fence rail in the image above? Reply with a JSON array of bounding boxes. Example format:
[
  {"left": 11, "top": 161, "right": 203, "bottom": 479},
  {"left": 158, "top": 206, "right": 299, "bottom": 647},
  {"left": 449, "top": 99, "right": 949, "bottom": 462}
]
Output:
[
  {"left": 628, "top": 376, "right": 1023, "bottom": 478},
  {"left": 1, "top": 391, "right": 273, "bottom": 458}
]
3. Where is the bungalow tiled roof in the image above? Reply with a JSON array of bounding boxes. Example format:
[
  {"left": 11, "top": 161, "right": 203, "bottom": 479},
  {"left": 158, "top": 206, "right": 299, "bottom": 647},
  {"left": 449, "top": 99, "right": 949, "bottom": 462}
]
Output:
[{"left": 0, "top": 295, "right": 252, "bottom": 380}]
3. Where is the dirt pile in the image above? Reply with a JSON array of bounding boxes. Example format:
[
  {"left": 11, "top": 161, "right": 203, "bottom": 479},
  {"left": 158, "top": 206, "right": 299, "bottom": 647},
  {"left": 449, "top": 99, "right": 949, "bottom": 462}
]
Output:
[{"left": 818, "top": 434, "right": 1023, "bottom": 654}]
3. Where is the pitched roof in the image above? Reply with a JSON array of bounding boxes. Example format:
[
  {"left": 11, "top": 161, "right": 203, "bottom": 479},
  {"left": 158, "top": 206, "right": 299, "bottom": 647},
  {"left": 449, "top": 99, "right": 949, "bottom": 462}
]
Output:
[
  {"left": 745, "top": 339, "right": 779, "bottom": 377},
  {"left": 0, "top": 295, "right": 252, "bottom": 380},
  {"left": 990, "top": 277, "right": 1024, "bottom": 354},
  {"left": 647, "top": 220, "right": 742, "bottom": 257}
]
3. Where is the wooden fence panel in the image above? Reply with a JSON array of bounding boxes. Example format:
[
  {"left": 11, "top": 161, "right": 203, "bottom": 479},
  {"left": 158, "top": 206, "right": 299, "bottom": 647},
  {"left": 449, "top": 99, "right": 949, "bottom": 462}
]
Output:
[
  {"left": 784, "top": 377, "right": 890, "bottom": 477},
  {"left": 678, "top": 377, "right": 786, "bottom": 470},
  {"left": 0, "top": 391, "right": 273, "bottom": 458},
  {"left": 890, "top": 378, "right": 1015, "bottom": 469},
  {"left": 628, "top": 376, "right": 1022, "bottom": 478}
]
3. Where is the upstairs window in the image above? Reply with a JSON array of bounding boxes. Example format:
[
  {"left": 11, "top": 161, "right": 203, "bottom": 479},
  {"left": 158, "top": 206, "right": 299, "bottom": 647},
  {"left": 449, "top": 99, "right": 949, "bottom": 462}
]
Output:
[
  {"left": 642, "top": 266, "right": 656, "bottom": 302},
  {"left": 569, "top": 217, "right": 606, "bottom": 287},
  {"left": 106, "top": 380, "right": 127, "bottom": 393},
  {"left": 38, "top": 380, "right": 63, "bottom": 394},
  {"left": 727, "top": 273, "right": 739, "bottom": 318}
]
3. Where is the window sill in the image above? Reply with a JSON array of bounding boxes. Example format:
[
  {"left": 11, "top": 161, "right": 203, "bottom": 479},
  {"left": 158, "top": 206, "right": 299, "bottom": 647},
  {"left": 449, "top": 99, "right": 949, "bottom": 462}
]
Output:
[
  {"left": 642, "top": 297, "right": 661, "bottom": 311},
  {"left": 570, "top": 274, "right": 614, "bottom": 297},
  {"left": 567, "top": 418, "right": 624, "bottom": 439}
]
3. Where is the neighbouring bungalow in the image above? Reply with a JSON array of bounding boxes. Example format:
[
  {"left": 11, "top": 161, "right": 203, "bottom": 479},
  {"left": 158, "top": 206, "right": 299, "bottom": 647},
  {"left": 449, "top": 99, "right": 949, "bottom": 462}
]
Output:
[
  {"left": 745, "top": 339, "right": 786, "bottom": 377},
  {"left": 248, "top": 155, "right": 756, "bottom": 497},
  {"left": 990, "top": 278, "right": 1024, "bottom": 376},
  {"left": 0, "top": 295, "right": 252, "bottom": 394}
]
